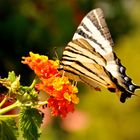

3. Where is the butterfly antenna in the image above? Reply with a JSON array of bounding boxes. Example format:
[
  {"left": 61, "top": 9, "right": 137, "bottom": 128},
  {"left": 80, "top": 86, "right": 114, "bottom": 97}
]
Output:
[
  {"left": 53, "top": 47, "right": 64, "bottom": 71},
  {"left": 53, "top": 47, "right": 59, "bottom": 60},
  {"left": 53, "top": 47, "right": 64, "bottom": 67}
]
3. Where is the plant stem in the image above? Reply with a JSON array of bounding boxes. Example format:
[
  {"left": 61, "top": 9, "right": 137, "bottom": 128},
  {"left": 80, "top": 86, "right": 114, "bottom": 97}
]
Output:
[
  {"left": 0, "top": 114, "right": 19, "bottom": 118},
  {"left": 0, "top": 101, "right": 20, "bottom": 115},
  {"left": 0, "top": 96, "right": 8, "bottom": 108},
  {"left": 29, "top": 78, "right": 38, "bottom": 89}
]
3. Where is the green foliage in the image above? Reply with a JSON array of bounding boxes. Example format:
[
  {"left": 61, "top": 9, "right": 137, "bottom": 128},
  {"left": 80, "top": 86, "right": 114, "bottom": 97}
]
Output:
[
  {"left": 5, "top": 118, "right": 18, "bottom": 136},
  {"left": 18, "top": 86, "right": 38, "bottom": 104},
  {"left": 0, "top": 72, "right": 44, "bottom": 140},
  {"left": 19, "top": 107, "right": 43, "bottom": 140},
  {"left": 0, "top": 71, "right": 20, "bottom": 95},
  {"left": 0, "top": 71, "right": 38, "bottom": 105},
  {"left": 7, "top": 71, "right": 17, "bottom": 82},
  {"left": 0, "top": 120, "right": 17, "bottom": 140}
]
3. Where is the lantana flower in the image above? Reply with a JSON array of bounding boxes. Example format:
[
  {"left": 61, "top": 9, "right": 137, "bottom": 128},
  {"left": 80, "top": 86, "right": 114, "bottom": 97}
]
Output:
[{"left": 22, "top": 52, "right": 79, "bottom": 118}]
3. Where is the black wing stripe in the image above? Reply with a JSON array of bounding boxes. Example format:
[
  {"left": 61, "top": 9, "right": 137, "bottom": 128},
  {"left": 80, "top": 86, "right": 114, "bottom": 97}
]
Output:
[
  {"left": 80, "top": 22, "right": 92, "bottom": 33},
  {"left": 75, "top": 39, "right": 107, "bottom": 64},
  {"left": 87, "top": 8, "right": 114, "bottom": 46},
  {"left": 63, "top": 48, "right": 98, "bottom": 64},
  {"left": 62, "top": 54, "right": 75, "bottom": 59},
  {"left": 68, "top": 40, "right": 95, "bottom": 55},
  {"left": 62, "top": 64, "right": 106, "bottom": 86},
  {"left": 76, "top": 28, "right": 105, "bottom": 51},
  {"left": 65, "top": 40, "right": 107, "bottom": 65},
  {"left": 67, "top": 44, "right": 82, "bottom": 53},
  {"left": 62, "top": 59, "right": 107, "bottom": 83}
]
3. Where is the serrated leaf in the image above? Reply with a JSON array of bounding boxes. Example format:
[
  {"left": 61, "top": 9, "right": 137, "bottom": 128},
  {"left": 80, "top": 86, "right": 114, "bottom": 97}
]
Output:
[
  {"left": 19, "top": 107, "right": 43, "bottom": 140},
  {"left": 0, "top": 120, "right": 17, "bottom": 140}
]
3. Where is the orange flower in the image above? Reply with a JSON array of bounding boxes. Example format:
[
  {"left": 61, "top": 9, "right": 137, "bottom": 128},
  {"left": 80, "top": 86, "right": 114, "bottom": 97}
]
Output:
[
  {"left": 22, "top": 52, "right": 79, "bottom": 118},
  {"left": 22, "top": 52, "right": 59, "bottom": 78}
]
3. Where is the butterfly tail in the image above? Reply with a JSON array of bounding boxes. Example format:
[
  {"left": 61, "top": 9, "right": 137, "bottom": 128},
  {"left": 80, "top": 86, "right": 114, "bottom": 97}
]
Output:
[{"left": 120, "top": 85, "right": 140, "bottom": 103}]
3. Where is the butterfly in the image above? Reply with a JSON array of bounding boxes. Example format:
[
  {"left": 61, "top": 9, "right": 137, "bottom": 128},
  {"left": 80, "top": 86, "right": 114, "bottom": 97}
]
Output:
[{"left": 60, "top": 8, "right": 139, "bottom": 103}]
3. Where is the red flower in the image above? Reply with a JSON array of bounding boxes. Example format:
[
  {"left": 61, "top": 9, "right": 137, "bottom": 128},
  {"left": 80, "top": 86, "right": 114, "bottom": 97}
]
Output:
[{"left": 48, "top": 97, "right": 75, "bottom": 118}]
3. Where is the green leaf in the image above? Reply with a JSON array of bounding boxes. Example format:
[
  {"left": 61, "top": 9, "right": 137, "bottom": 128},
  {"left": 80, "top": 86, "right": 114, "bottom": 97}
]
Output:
[
  {"left": 0, "top": 120, "right": 17, "bottom": 140},
  {"left": 7, "top": 71, "right": 16, "bottom": 82},
  {"left": 0, "top": 71, "right": 20, "bottom": 94},
  {"left": 3, "top": 118, "right": 19, "bottom": 137},
  {"left": 19, "top": 107, "right": 43, "bottom": 140},
  {"left": 18, "top": 87, "right": 38, "bottom": 104}
]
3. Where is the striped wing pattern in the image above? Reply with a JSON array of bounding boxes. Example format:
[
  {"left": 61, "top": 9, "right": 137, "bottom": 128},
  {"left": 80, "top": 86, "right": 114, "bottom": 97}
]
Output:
[
  {"left": 62, "top": 39, "right": 115, "bottom": 90},
  {"left": 61, "top": 8, "right": 139, "bottom": 102}
]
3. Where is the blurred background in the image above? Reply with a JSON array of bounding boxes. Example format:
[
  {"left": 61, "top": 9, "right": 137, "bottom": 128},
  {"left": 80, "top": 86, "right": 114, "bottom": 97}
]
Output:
[{"left": 0, "top": 0, "right": 140, "bottom": 140}]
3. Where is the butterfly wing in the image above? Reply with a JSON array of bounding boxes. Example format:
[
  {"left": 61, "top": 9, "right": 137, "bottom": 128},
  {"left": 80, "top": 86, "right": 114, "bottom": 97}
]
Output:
[
  {"left": 73, "top": 8, "right": 119, "bottom": 79},
  {"left": 73, "top": 8, "right": 113, "bottom": 55},
  {"left": 62, "top": 38, "right": 117, "bottom": 91},
  {"left": 62, "top": 8, "right": 139, "bottom": 102}
]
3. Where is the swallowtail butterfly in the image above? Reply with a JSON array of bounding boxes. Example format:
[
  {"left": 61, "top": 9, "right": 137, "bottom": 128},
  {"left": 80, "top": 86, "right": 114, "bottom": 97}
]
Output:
[{"left": 61, "top": 8, "right": 139, "bottom": 103}]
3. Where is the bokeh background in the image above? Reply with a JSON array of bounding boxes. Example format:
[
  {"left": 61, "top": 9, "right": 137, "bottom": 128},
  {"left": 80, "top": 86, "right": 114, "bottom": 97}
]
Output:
[{"left": 0, "top": 0, "right": 140, "bottom": 140}]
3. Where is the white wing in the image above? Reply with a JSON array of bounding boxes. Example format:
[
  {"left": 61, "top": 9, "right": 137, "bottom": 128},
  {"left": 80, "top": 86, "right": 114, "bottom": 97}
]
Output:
[
  {"left": 72, "top": 8, "right": 139, "bottom": 102},
  {"left": 73, "top": 8, "right": 113, "bottom": 56},
  {"left": 73, "top": 8, "right": 118, "bottom": 77}
]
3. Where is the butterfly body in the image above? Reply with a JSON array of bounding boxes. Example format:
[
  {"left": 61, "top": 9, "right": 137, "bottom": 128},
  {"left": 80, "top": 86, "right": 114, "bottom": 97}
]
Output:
[{"left": 61, "top": 8, "right": 139, "bottom": 103}]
